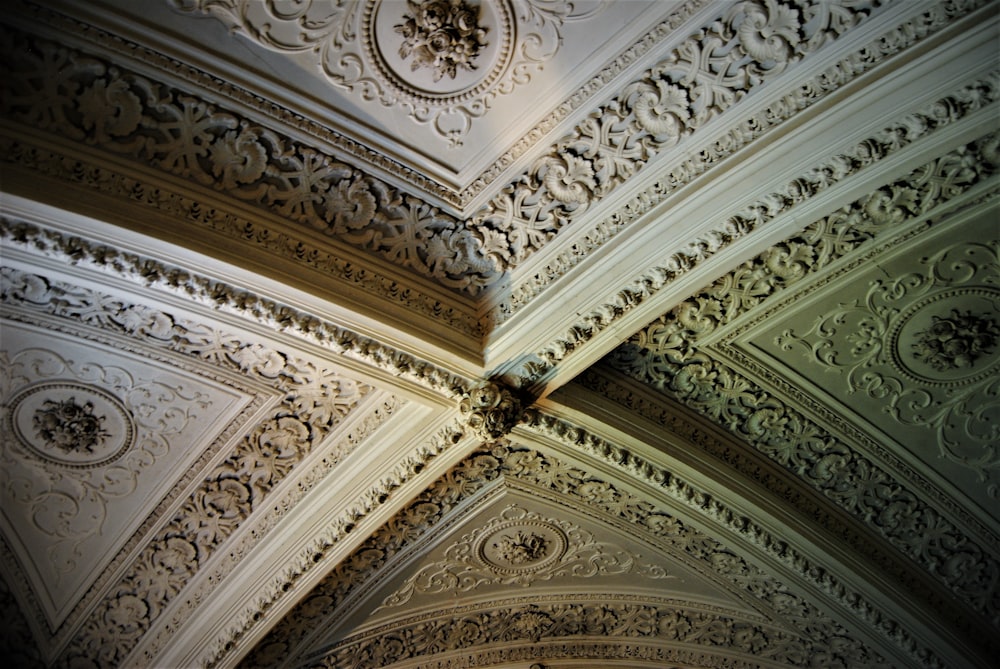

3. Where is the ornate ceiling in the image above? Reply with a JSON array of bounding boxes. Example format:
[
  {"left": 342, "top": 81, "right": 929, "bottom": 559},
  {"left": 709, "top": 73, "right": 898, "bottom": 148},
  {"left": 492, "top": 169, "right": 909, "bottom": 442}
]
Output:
[{"left": 0, "top": 0, "right": 997, "bottom": 667}]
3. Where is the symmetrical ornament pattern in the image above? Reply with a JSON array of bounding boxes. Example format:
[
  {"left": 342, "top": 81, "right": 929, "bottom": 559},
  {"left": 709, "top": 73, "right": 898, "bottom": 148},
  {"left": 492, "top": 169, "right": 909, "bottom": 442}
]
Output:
[
  {"left": 31, "top": 395, "right": 111, "bottom": 455},
  {"left": 4, "top": 0, "right": 961, "bottom": 299},
  {"left": 0, "top": 348, "right": 208, "bottom": 582},
  {"left": 0, "top": 218, "right": 468, "bottom": 399},
  {"left": 0, "top": 263, "right": 373, "bottom": 667},
  {"left": 604, "top": 133, "right": 1000, "bottom": 624},
  {"left": 774, "top": 240, "right": 1000, "bottom": 490},
  {"left": 172, "top": 0, "right": 607, "bottom": 146},
  {"left": 326, "top": 596, "right": 804, "bottom": 669},
  {"left": 912, "top": 310, "right": 998, "bottom": 372},
  {"left": 243, "top": 442, "right": 894, "bottom": 669},
  {"left": 394, "top": 0, "right": 490, "bottom": 82},
  {"left": 501, "top": 72, "right": 1000, "bottom": 386},
  {"left": 378, "top": 504, "right": 670, "bottom": 608}
]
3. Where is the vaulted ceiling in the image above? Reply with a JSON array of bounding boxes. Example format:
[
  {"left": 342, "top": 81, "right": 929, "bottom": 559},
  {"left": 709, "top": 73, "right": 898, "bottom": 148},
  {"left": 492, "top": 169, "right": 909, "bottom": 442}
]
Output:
[{"left": 1, "top": 1, "right": 997, "bottom": 667}]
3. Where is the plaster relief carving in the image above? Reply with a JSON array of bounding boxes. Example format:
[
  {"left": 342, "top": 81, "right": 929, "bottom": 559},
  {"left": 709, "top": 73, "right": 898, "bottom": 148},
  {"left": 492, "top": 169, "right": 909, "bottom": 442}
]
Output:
[
  {"left": 0, "top": 349, "right": 208, "bottom": 577},
  {"left": 172, "top": 0, "right": 604, "bottom": 146},
  {"left": 12, "top": 383, "right": 132, "bottom": 467},
  {"left": 246, "top": 443, "right": 889, "bottom": 669},
  {"left": 775, "top": 240, "right": 1000, "bottom": 493},
  {"left": 458, "top": 380, "right": 524, "bottom": 441},
  {"left": 911, "top": 309, "right": 998, "bottom": 373},
  {"left": 0, "top": 261, "right": 375, "bottom": 666},
  {"left": 391, "top": 0, "right": 492, "bottom": 84},
  {"left": 379, "top": 504, "right": 670, "bottom": 609},
  {"left": 501, "top": 76, "right": 1000, "bottom": 387},
  {"left": 331, "top": 598, "right": 804, "bottom": 669},
  {"left": 605, "top": 134, "right": 1000, "bottom": 622},
  {"left": 2, "top": 2, "right": 980, "bottom": 305}
]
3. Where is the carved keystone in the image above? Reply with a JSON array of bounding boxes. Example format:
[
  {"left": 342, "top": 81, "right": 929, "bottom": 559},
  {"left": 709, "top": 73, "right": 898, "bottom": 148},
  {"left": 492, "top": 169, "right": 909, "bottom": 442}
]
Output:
[{"left": 458, "top": 380, "right": 524, "bottom": 442}]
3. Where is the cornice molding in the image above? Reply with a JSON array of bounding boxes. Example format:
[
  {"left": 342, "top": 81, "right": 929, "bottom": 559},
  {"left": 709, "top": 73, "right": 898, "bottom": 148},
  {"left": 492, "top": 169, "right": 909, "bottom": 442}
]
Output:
[
  {"left": 4, "top": 0, "right": 970, "bottom": 308},
  {"left": 323, "top": 594, "right": 803, "bottom": 669},
  {"left": 0, "top": 23, "right": 500, "bottom": 294},
  {"left": 243, "top": 440, "right": 919, "bottom": 669},
  {"left": 602, "top": 133, "right": 1000, "bottom": 628},
  {"left": 496, "top": 0, "right": 994, "bottom": 326},
  {"left": 566, "top": 368, "right": 988, "bottom": 646},
  {"left": 130, "top": 395, "right": 403, "bottom": 667},
  {"left": 0, "top": 141, "right": 484, "bottom": 343},
  {"left": 497, "top": 71, "right": 1000, "bottom": 389},
  {"left": 0, "top": 217, "right": 471, "bottom": 399},
  {"left": 200, "top": 419, "right": 472, "bottom": 669}
]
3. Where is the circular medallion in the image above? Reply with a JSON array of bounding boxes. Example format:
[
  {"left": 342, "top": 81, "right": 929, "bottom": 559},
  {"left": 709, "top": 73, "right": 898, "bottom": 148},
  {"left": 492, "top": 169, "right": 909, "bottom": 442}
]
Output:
[
  {"left": 476, "top": 519, "right": 567, "bottom": 575},
  {"left": 365, "top": 0, "right": 513, "bottom": 103},
  {"left": 889, "top": 288, "right": 1000, "bottom": 386},
  {"left": 8, "top": 382, "right": 135, "bottom": 468}
]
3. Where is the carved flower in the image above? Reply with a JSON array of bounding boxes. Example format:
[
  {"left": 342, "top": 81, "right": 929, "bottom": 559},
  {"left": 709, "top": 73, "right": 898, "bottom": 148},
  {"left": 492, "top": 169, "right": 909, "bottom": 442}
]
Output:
[
  {"left": 658, "top": 610, "right": 693, "bottom": 639},
  {"left": 230, "top": 416, "right": 311, "bottom": 496},
  {"left": 541, "top": 154, "right": 597, "bottom": 205},
  {"left": 190, "top": 477, "right": 252, "bottom": 545},
  {"left": 210, "top": 127, "right": 268, "bottom": 186},
  {"left": 507, "top": 609, "right": 552, "bottom": 640},
  {"left": 325, "top": 178, "right": 377, "bottom": 234},
  {"left": 492, "top": 531, "right": 548, "bottom": 565},
  {"left": 737, "top": 0, "right": 801, "bottom": 64},
  {"left": 131, "top": 537, "right": 197, "bottom": 615},
  {"left": 458, "top": 381, "right": 523, "bottom": 441},
  {"left": 32, "top": 397, "right": 109, "bottom": 453},
  {"left": 630, "top": 80, "right": 690, "bottom": 138},
  {"left": 103, "top": 594, "right": 148, "bottom": 640},
  {"left": 78, "top": 77, "right": 142, "bottom": 142},
  {"left": 395, "top": 0, "right": 488, "bottom": 82},
  {"left": 913, "top": 310, "right": 999, "bottom": 371}
]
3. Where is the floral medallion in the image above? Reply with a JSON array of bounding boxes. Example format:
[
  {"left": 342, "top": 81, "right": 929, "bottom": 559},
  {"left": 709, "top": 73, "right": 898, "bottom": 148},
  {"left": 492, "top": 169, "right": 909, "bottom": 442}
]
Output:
[
  {"left": 890, "top": 288, "right": 1000, "bottom": 386},
  {"left": 476, "top": 519, "right": 567, "bottom": 575},
  {"left": 8, "top": 382, "right": 135, "bottom": 467},
  {"left": 367, "top": 0, "right": 512, "bottom": 101}
]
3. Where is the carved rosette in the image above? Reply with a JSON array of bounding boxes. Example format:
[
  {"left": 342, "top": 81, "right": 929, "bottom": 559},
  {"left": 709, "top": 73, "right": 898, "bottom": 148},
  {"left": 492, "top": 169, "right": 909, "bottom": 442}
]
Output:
[
  {"left": 478, "top": 520, "right": 566, "bottom": 574},
  {"left": 8, "top": 382, "right": 135, "bottom": 467},
  {"left": 458, "top": 380, "right": 524, "bottom": 441}
]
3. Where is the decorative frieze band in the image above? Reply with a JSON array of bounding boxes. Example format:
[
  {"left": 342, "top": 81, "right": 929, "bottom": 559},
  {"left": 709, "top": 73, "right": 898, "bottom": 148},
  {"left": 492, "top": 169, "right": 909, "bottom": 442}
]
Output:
[
  {"left": 0, "top": 218, "right": 470, "bottom": 398},
  {"left": 494, "top": 0, "right": 991, "bottom": 324},
  {"left": 0, "top": 24, "right": 498, "bottom": 294},
  {"left": 602, "top": 133, "right": 1000, "bottom": 626},
  {"left": 6, "top": 1, "right": 977, "bottom": 307},
  {"left": 243, "top": 440, "right": 908, "bottom": 669},
  {"left": 321, "top": 596, "right": 803, "bottom": 669},
  {"left": 503, "top": 74, "right": 1000, "bottom": 387}
]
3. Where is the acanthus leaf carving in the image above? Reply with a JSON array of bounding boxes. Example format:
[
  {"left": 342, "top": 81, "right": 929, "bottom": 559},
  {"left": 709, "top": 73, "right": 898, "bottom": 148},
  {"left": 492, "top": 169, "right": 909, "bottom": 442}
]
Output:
[{"left": 603, "top": 133, "right": 1000, "bottom": 623}]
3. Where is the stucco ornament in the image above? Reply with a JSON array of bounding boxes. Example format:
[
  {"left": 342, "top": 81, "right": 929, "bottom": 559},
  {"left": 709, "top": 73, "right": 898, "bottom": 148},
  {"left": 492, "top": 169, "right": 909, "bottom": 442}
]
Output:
[
  {"left": 458, "top": 380, "right": 524, "bottom": 441},
  {"left": 395, "top": 0, "right": 488, "bottom": 82},
  {"left": 913, "top": 310, "right": 998, "bottom": 371},
  {"left": 378, "top": 503, "right": 670, "bottom": 608},
  {"left": 32, "top": 397, "right": 110, "bottom": 454},
  {"left": 171, "top": 0, "right": 606, "bottom": 146}
]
